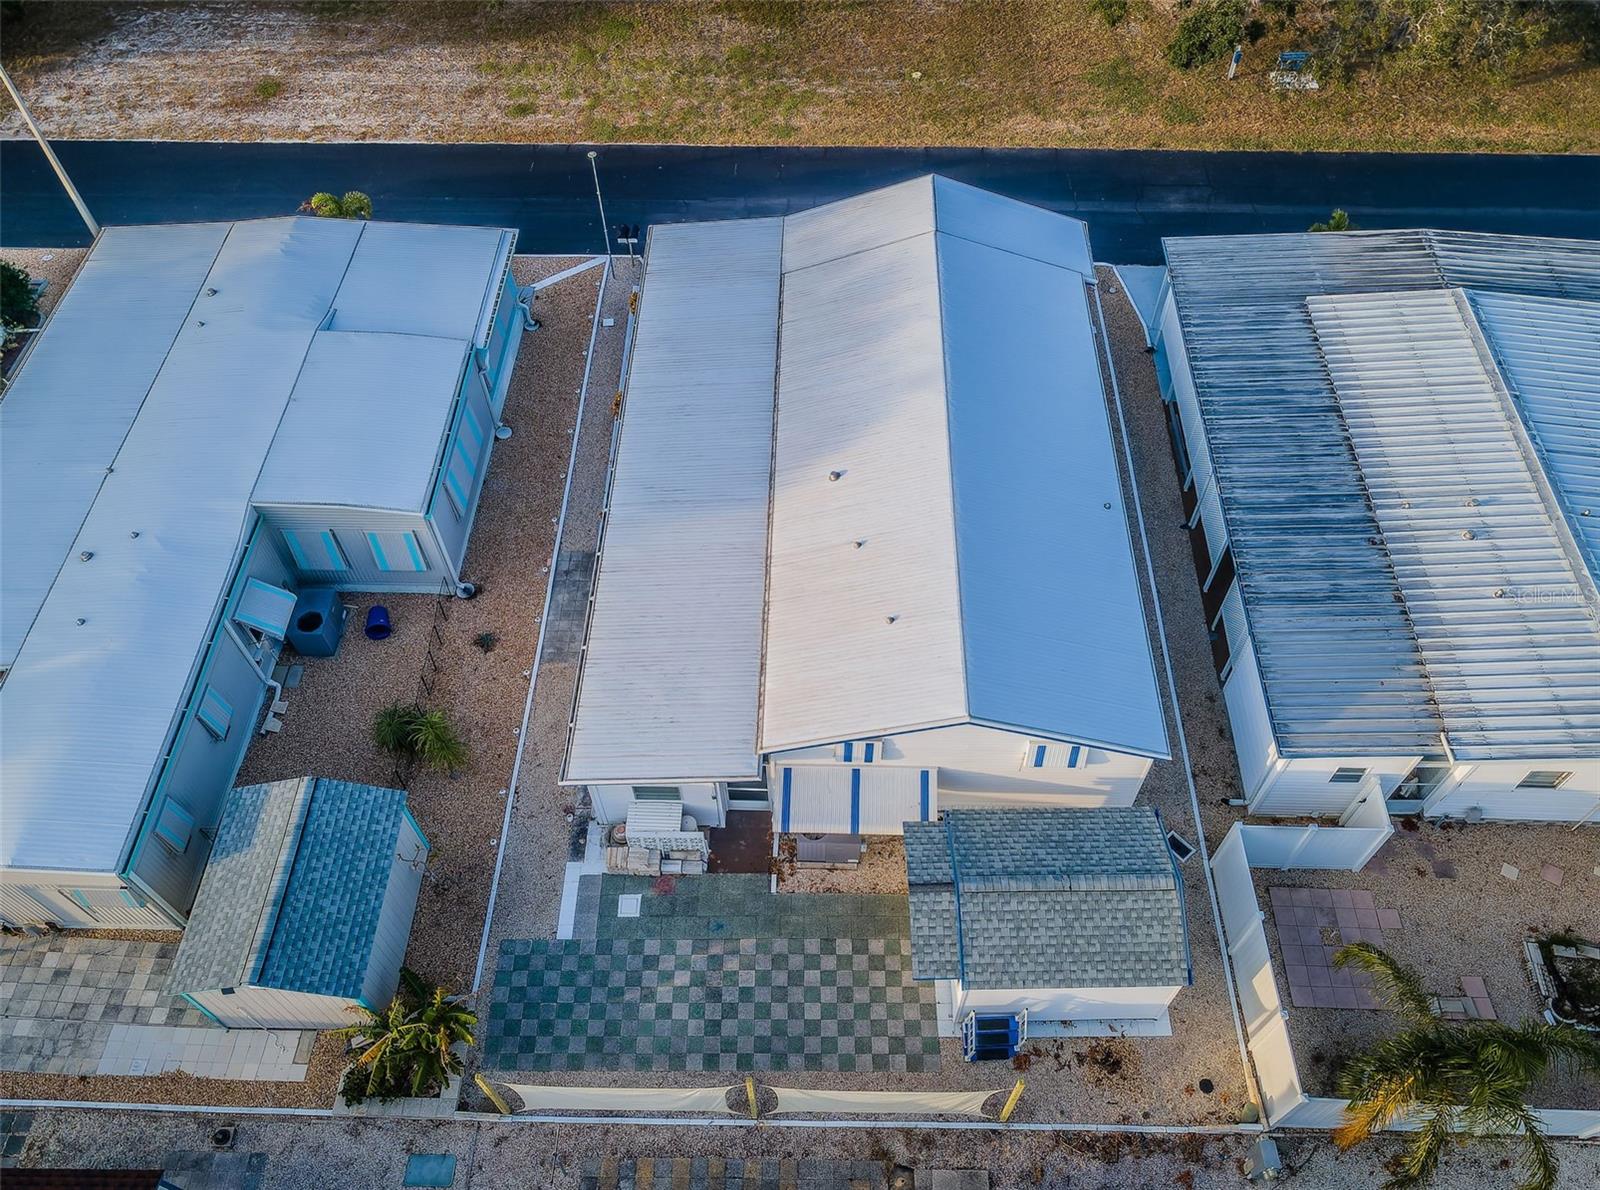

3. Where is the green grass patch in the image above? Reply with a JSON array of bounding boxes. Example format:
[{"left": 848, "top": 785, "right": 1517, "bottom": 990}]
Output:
[
  {"left": 1085, "top": 56, "right": 1152, "bottom": 114},
  {"left": 252, "top": 76, "right": 283, "bottom": 101}
]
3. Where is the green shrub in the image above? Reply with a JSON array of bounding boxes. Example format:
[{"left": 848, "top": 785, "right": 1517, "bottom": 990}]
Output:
[
  {"left": 308, "top": 191, "right": 343, "bottom": 217},
  {"left": 409, "top": 709, "right": 468, "bottom": 774},
  {"left": 1309, "top": 208, "right": 1353, "bottom": 232},
  {"left": 1090, "top": 0, "right": 1129, "bottom": 27},
  {"left": 339, "top": 190, "right": 373, "bottom": 220},
  {"left": 252, "top": 76, "right": 282, "bottom": 101},
  {"left": 1, "top": 260, "right": 39, "bottom": 329},
  {"left": 373, "top": 702, "right": 421, "bottom": 757},
  {"left": 1166, "top": 0, "right": 1249, "bottom": 70}
]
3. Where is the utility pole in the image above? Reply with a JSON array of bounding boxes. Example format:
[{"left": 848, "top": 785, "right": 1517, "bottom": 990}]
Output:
[
  {"left": 586, "top": 150, "right": 613, "bottom": 273},
  {"left": 1, "top": 62, "right": 99, "bottom": 237}
]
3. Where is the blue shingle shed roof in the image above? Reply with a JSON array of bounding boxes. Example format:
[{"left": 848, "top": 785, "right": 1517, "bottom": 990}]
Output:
[{"left": 170, "top": 777, "right": 420, "bottom": 1000}]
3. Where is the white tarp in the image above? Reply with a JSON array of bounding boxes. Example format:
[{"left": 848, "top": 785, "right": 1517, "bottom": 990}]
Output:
[
  {"left": 624, "top": 799, "right": 708, "bottom": 856},
  {"left": 769, "top": 1087, "right": 998, "bottom": 1117},
  {"left": 503, "top": 1083, "right": 735, "bottom": 1115}
]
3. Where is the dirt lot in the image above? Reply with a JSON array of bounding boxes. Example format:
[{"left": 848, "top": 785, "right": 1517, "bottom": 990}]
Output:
[{"left": 2, "top": 1, "right": 1596, "bottom": 152}]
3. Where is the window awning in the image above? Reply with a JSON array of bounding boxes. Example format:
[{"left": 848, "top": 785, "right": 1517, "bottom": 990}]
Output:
[
  {"left": 772, "top": 763, "right": 936, "bottom": 836},
  {"left": 234, "top": 578, "right": 297, "bottom": 639}
]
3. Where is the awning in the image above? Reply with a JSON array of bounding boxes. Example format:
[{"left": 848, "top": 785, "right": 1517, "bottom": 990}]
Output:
[
  {"left": 234, "top": 578, "right": 297, "bottom": 639},
  {"left": 772, "top": 763, "right": 936, "bottom": 836}
]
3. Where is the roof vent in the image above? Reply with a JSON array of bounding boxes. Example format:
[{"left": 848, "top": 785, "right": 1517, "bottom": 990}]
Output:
[
  {"left": 1493, "top": 588, "right": 1506, "bottom": 599},
  {"left": 885, "top": 614, "right": 899, "bottom": 625},
  {"left": 853, "top": 540, "right": 865, "bottom": 549},
  {"left": 79, "top": 551, "right": 93, "bottom": 562},
  {"left": 1464, "top": 497, "right": 1479, "bottom": 507},
  {"left": 205, "top": 287, "right": 218, "bottom": 297},
  {"left": 1461, "top": 529, "right": 1476, "bottom": 540},
  {"left": 828, "top": 470, "right": 843, "bottom": 482}
]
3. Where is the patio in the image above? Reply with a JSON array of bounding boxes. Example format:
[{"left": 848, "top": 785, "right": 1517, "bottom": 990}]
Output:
[{"left": 1255, "top": 820, "right": 1600, "bottom": 1106}]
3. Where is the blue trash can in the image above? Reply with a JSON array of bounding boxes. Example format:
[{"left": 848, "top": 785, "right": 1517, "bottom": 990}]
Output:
[{"left": 365, "top": 605, "right": 393, "bottom": 641}]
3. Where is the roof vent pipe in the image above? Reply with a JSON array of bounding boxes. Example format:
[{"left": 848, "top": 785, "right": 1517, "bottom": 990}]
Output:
[
  {"left": 885, "top": 614, "right": 899, "bottom": 625},
  {"left": 828, "top": 470, "right": 843, "bottom": 482}
]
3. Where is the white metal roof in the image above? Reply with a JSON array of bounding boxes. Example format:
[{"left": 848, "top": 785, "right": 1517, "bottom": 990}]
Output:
[
  {"left": 0, "top": 223, "right": 230, "bottom": 667},
  {"left": 1162, "top": 229, "right": 1600, "bottom": 758},
  {"left": 253, "top": 331, "right": 470, "bottom": 512},
  {"left": 1469, "top": 290, "right": 1600, "bottom": 580},
  {"left": 0, "top": 217, "right": 516, "bottom": 872},
  {"left": 564, "top": 177, "right": 1169, "bottom": 785},
  {"left": 1308, "top": 289, "right": 1600, "bottom": 760},
  {"left": 760, "top": 177, "right": 1168, "bottom": 758},
  {"left": 771, "top": 761, "right": 937, "bottom": 836},
  {"left": 327, "top": 221, "right": 516, "bottom": 347},
  {"left": 561, "top": 218, "right": 784, "bottom": 784}
]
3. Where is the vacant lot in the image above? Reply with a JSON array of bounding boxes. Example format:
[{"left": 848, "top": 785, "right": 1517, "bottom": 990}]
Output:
[{"left": 2, "top": 1, "right": 1596, "bottom": 151}]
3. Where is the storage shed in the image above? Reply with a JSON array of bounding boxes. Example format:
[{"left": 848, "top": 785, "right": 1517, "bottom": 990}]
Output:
[
  {"left": 169, "top": 777, "right": 428, "bottom": 1030},
  {"left": 904, "top": 807, "right": 1192, "bottom": 1045}
]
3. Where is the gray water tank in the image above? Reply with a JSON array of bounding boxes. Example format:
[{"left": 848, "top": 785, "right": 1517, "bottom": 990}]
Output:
[{"left": 286, "top": 588, "right": 346, "bottom": 658}]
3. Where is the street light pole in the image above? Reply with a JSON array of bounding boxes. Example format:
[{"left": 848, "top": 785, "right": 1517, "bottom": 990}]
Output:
[
  {"left": 0, "top": 62, "right": 99, "bottom": 238},
  {"left": 586, "top": 150, "right": 613, "bottom": 271}
]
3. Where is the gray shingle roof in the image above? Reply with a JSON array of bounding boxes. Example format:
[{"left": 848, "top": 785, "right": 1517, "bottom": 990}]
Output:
[
  {"left": 170, "top": 777, "right": 414, "bottom": 1000},
  {"left": 904, "top": 808, "right": 1191, "bottom": 991}
]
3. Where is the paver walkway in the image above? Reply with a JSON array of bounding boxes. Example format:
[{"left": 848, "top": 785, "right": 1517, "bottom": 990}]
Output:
[
  {"left": 580, "top": 1157, "right": 899, "bottom": 1190},
  {"left": 485, "top": 874, "right": 940, "bottom": 1074},
  {"left": 0, "top": 935, "right": 311, "bottom": 1081}
]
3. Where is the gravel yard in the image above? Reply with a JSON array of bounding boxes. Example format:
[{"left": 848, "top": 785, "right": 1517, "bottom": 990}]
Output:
[
  {"left": 0, "top": 247, "right": 84, "bottom": 319},
  {"left": 776, "top": 838, "right": 909, "bottom": 896},
  {"left": 1258, "top": 821, "right": 1600, "bottom": 1109},
  {"left": 13, "top": 1105, "right": 1600, "bottom": 1189}
]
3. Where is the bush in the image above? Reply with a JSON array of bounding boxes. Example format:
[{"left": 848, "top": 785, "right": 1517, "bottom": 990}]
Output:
[
  {"left": 372, "top": 703, "right": 468, "bottom": 774},
  {"left": 1309, "top": 208, "right": 1353, "bottom": 232},
  {"left": 304, "top": 190, "right": 373, "bottom": 219},
  {"left": 1166, "top": 0, "right": 1250, "bottom": 69},
  {"left": 338, "top": 969, "right": 476, "bottom": 1105},
  {"left": 1090, "top": 0, "right": 1128, "bottom": 27},
  {"left": 339, "top": 190, "right": 373, "bottom": 220},
  {"left": 252, "top": 76, "right": 282, "bottom": 101},
  {"left": 1, "top": 260, "right": 39, "bottom": 328}
]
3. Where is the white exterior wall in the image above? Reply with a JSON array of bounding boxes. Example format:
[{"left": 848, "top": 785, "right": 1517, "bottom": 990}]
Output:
[
  {"left": 773, "top": 723, "right": 1151, "bottom": 808},
  {"left": 188, "top": 986, "right": 356, "bottom": 1031},
  {"left": 1424, "top": 759, "right": 1600, "bottom": 823},
  {"left": 1251, "top": 755, "right": 1418, "bottom": 819},
  {"left": 947, "top": 980, "right": 1182, "bottom": 1024},
  {"left": 0, "top": 869, "right": 175, "bottom": 930},
  {"left": 588, "top": 782, "right": 727, "bottom": 828},
  {"left": 361, "top": 814, "right": 429, "bottom": 1010}
]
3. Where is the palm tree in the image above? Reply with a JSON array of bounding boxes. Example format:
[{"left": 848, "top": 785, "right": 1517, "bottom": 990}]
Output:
[
  {"left": 337, "top": 968, "right": 477, "bottom": 1102},
  {"left": 1331, "top": 942, "right": 1600, "bottom": 1190}
]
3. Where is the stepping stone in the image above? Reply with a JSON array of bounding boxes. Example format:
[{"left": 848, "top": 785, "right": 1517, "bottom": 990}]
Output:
[
  {"left": 1541, "top": 864, "right": 1564, "bottom": 887},
  {"left": 1377, "top": 907, "right": 1402, "bottom": 930},
  {"left": 1502, "top": 863, "right": 1520, "bottom": 880},
  {"left": 616, "top": 894, "right": 642, "bottom": 918}
]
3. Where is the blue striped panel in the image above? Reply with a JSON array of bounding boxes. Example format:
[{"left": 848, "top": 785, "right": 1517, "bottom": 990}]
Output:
[
  {"left": 849, "top": 768, "right": 861, "bottom": 834},
  {"left": 919, "top": 770, "right": 930, "bottom": 820},
  {"left": 462, "top": 405, "right": 485, "bottom": 452},
  {"left": 320, "top": 531, "right": 347, "bottom": 570},
  {"left": 1033, "top": 744, "right": 1047, "bottom": 768},
  {"left": 196, "top": 686, "right": 232, "bottom": 740},
  {"left": 864, "top": 741, "right": 875, "bottom": 763},
  {"left": 403, "top": 532, "right": 425, "bottom": 571},
  {"left": 1068, "top": 744, "right": 1081, "bottom": 767},
  {"left": 282, "top": 530, "right": 311, "bottom": 570},
  {"left": 366, "top": 532, "right": 391, "bottom": 570},
  {"left": 780, "top": 768, "right": 793, "bottom": 832},
  {"left": 842, "top": 741, "right": 854, "bottom": 762}
]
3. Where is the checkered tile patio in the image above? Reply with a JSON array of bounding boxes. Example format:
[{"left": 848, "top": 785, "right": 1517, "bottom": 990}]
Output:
[
  {"left": 483, "top": 934, "right": 942, "bottom": 1074},
  {"left": 1267, "top": 886, "right": 1404, "bottom": 1011}
]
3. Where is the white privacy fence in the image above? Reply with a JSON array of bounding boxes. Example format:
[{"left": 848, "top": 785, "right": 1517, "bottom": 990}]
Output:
[
  {"left": 1238, "top": 780, "right": 1393, "bottom": 872},
  {"left": 1210, "top": 824, "right": 1308, "bottom": 1125}
]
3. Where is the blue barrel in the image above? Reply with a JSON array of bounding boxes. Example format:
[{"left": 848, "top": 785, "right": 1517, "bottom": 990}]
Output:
[{"left": 365, "top": 605, "right": 393, "bottom": 641}]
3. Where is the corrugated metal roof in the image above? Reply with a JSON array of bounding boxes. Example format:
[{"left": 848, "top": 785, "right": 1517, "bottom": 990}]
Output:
[
  {"left": 562, "top": 218, "right": 784, "bottom": 784},
  {"left": 904, "top": 808, "right": 1190, "bottom": 990},
  {"left": 0, "top": 223, "right": 230, "bottom": 667},
  {"left": 0, "top": 218, "right": 516, "bottom": 873},
  {"left": 254, "top": 331, "right": 470, "bottom": 512},
  {"left": 1162, "top": 229, "right": 1600, "bottom": 758},
  {"left": 1307, "top": 289, "right": 1600, "bottom": 759},
  {"left": 1469, "top": 290, "right": 1600, "bottom": 579},
  {"left": 761, "top": 178, "right": 1167, "bottom": 758},
  {"left": 170, "top": 777, "right": 415, "bottom": 999}
]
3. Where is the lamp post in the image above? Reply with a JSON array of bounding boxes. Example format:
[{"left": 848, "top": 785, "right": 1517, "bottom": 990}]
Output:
[
  {"left": 1, "top": 62, "right": 99, "bottom": 238},
  {"left": 587, "top": 150, "right": 613, "bottom": 271}
]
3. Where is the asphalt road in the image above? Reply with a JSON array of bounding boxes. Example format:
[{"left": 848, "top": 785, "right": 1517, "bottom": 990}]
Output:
[{"left": 2, "top": 140, "right": 1597, "bottom": 262}]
